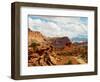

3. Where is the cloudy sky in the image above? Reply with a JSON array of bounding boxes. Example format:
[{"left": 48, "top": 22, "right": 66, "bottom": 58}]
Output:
[{"left": 28, "top": 15, "right": 88, "bottom": 42}]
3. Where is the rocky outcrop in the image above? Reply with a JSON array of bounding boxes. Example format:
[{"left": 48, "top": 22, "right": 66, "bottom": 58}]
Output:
[
  {"left": 28, "top": 28, "right": 47, "bottom": 46},
  {"left": 28, "top": 28, "right": 87, "bottom": 66},
  {"left": 51, "top": 37, "right": 71, "bottom": 49}
]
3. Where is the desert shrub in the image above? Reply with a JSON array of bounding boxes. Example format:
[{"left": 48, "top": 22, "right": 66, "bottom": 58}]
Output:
[
  {"left": 67, "top": 60, "right": 72, "bottom": 64},
  {"left": 29, "top": 40, "right": 40, "bottom": 52},
  {"left": 64, "top": 60, "right": 72, "bottom": 65}
]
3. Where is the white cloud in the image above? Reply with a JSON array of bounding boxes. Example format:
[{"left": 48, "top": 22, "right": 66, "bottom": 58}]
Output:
[{"left": 29, "top": 16, "right": 88, "bottom": 39}]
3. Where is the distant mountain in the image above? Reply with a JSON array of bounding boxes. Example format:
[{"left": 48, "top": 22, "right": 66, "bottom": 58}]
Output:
[
  {"left": 50, "top": 37, "right": 71, "bottom": 49},
  {"left": 74, "top": 41, "right": 88, "bottom": 46},
  {"left": 71, "top": 37, "right": 87, "bottom": 42}
]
